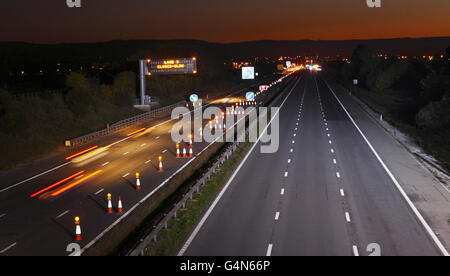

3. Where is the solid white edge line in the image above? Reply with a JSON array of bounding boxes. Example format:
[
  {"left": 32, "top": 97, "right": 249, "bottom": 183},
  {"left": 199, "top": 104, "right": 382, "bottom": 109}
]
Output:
[
  {"left": 177, "top": 75, "right": 302, "bottom": 256},
  {"left": 323, "top": 78, "right": 449, "bottom": 256},
  {"left": 0, "top": 161, "right": 72, "bottom": 194}
]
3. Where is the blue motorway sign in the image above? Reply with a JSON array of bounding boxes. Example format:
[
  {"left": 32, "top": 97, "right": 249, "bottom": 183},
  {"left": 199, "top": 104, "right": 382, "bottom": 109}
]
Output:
[
  {"left": 190, "top": 94, "right": 199, "bottom": 102},
  {"left": 246, "top": 92, "right": 255, "bottom": 101}
]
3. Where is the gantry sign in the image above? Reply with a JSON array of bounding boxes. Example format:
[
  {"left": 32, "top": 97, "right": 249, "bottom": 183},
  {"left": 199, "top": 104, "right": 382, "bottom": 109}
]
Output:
[
  {"left": 139, "top": 57, "right": 197, "bottom": 105},
  {"left": 147, "top": 58, "right": 197, "bottom": 75}
]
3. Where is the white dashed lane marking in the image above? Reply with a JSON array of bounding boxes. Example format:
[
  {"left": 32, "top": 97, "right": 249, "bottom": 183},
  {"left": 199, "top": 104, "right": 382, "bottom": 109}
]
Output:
[
  {"left": 280, "top": 189, "right": 285, "bottom": 195},
  {"left": 95, "top": 188, "right": 104, "bottom": 195},
  {"left": 340, "top": 189, "right": 345, "bottom": 197},
  {"left": 56, "top": 210, "right": 69, "bottom": 219},
  {"left": 345, "top": 212, "right": 351, "bottom": 222},
  {"left": 353, "top": 246, "right": 359, "bottom": 256},
  {"left": 275, "top": 212, "right": 280, "bottom": 220},
  {"left": 336, "top": 172, "right": 341, "bottom": 178},
  {"left": 266, "top": 244, "right": 273, "bottom": 256},
  {"left": 0, "top": 243, "right": 17, "bottom": 254},
  {"left": 102, "top": 162, "right": 110, "bottom": 166},
  {"left": 122, "top": 173, "right": 130, "bottom": 178}
]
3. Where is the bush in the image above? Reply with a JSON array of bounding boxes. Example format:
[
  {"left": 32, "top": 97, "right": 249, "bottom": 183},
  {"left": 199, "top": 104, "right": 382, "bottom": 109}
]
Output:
[{"left": 416, "top": 98, "right": 450, "bottom": 129}]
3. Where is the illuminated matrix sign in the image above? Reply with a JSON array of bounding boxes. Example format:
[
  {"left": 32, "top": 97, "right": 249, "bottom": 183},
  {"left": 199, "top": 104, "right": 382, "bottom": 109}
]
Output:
[{"left": 147, "top": 58, "right": 197, "bottom": 75}]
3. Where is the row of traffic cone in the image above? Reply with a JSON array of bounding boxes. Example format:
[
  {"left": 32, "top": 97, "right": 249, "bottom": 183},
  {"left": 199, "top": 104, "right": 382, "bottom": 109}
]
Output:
[
  {"left": 107, "top": 193, "right": 123, "bottom": 214},
  {"left": 176, "top": 144, "right": 193, "bottom": 158}
]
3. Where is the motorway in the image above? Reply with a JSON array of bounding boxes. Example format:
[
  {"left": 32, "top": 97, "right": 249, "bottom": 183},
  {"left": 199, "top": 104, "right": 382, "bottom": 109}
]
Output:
[
  {"left": 0, "top": 75, "right": 287, "bottom": 255},
  {"left": 181, "top": 72, "right": 445, "bottom": 256}
]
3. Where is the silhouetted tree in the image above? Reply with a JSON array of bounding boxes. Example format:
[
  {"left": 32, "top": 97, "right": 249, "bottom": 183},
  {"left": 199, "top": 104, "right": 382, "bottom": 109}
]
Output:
[{"left": 112, "top": 71, "right": 136, "bottom": 106}]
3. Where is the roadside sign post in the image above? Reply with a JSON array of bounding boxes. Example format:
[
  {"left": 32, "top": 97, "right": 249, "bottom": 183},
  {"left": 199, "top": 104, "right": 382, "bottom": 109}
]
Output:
[{"left": 139, "top": 60, "right": 147, "bottom": 105}]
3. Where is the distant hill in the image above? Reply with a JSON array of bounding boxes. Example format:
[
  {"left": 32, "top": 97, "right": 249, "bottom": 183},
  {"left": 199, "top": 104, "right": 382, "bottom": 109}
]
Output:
[{"left": 1, "top": 37, "right": 449, "bottom": 66}]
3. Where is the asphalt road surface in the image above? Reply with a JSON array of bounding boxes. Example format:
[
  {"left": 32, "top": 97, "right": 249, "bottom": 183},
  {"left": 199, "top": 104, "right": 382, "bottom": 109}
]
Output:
[
  {"left": 0, "top": 75, "right": 287, "bottom": 255},
  {"left": 182, "top": 72, "right": 444, "bottom": 256}
]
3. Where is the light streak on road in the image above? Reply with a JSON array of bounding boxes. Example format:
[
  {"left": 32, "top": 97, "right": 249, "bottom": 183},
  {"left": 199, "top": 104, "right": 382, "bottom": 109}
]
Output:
[
  {"left": 50, "top": 170, "right": 103, "bottom": 197},
  {"left": 65, "top": 146, "right": 98, "bottom": 160},
  {"left": 30, "top": 170, "right": 85, "bottom": 198},
  {"left": 127, "top": 128, "right": 146, "bottom": 137}
]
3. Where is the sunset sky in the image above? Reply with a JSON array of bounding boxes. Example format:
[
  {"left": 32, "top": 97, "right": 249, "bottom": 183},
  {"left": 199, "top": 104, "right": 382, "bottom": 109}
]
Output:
[{"left": 1, "top": 0, "right": 449, "bottom": 44}]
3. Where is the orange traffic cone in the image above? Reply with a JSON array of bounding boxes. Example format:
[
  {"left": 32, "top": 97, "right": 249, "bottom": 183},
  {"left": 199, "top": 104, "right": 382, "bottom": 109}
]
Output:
[
  {"left": 158, "top": 156, "right": 163, "bottom": 171},
  {"left": 189, "top": 147, "right": 193, "bottom": 157},
  {"left": 136, "top": 173, "right": 141, "bottom": 190},
  {"left": 176, "top": 144, "right": 180, "bottom": 158},
  {"left": 117, "top": 196, "right": 123, "bottom": 213},
  {"left": 107, "top": 193, "right": 113, "bottom": 214},
  {"left": 75, "top": 216, "right": 82, "bottom": 241},
  {"left": 182, "top": 147, "right": 187, "bottom": 157}
]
